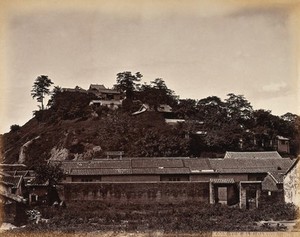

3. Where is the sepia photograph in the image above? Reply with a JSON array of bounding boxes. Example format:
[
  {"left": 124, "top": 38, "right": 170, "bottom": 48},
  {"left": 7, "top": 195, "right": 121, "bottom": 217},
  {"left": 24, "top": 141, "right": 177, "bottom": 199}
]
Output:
[{"left": 0, "top": 0, "right": 300, "bottom": 236}]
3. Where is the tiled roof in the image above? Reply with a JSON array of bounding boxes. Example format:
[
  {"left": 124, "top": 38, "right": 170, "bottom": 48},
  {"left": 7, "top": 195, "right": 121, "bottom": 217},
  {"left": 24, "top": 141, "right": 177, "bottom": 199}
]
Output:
[
  {"left": 209, "top": 158, "right": 294, "bottom": 183},
  {"left": 70, "top": 168, "right": 131, "bottom": 175},
  {"left": 59, "top": 160, "right": 131, "bottom": 170},
  {"left": 131, "top": 158, "right": 184, "bottom": 168},
  {"left": 209, "top": 158, "right": 293, "bottom": 171},
  {"left": 89, "top": 84, "right": 120, "bottom": 94},
  {"left": 89, "top": 84, "right": 106, "bottom": 90},
  {"left": 224, "top": 151, "right": 282, "bottom": 159},
  {"left": 268, "top": 172, "right": 285, "bottom": 183},
  {"left": 284, "top": 158, "right": 299, "bottom": 175},
  {"left": 262, "top": 174, "right": 278, "bottom": 191},
  {"left": 53, "top": 156, "right": 295, "bottom": 180},
  {"left": 62, "top": 88, "right": 87, "bottom": 93},
  {"left": 132, "top": 167, "right": 190, "bottom": 175},
  {"left": 183, "top": 159, "right": 212, "bottom": 171}
]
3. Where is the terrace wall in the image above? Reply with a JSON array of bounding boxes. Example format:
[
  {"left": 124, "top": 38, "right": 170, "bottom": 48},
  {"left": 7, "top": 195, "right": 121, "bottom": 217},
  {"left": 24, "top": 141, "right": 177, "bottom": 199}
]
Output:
[{"left": 62, "top": 182, "right": 209, "bottom": 204}]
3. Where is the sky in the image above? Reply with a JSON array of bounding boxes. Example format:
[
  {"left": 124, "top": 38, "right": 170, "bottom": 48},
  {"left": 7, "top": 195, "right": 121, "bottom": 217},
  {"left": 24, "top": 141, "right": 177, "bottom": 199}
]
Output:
[{"left": 1, "top": 0, "right": 300, "bottom": 134}]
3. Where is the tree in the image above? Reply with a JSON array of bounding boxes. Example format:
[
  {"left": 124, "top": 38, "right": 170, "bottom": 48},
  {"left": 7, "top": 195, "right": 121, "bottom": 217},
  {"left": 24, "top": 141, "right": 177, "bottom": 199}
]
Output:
[
  {"left": 225, "top": 93, "right": 253, "bottom": 127},
  {"left": 31, "top": 75, "right": 54, "bottom": 110},
  {"left": 50, "top": 91, "right": 96, "bottom": 120},
  {"left": 35, "top": 162, "right": 64, "bottom": 185},
  {"left": 139, "top": 78, "right": 177, "bottom": 110},
  {"left": 173, "top": 99, "right": 197, "bottom": 119},
  {"left": 281, "top": 112, "right": 298, "bottom": 123},
  {"left": 47, "top": 85, "right": 62, "bottom": 108},
  {"left": 34, "top": 162, "right": 64, "bottom": 205},
  {"left": 195, "top": 96, "right": 244, "bottom": 152},
  {"left": 114, "top": 71, "right": 142, "bottom": 100}
]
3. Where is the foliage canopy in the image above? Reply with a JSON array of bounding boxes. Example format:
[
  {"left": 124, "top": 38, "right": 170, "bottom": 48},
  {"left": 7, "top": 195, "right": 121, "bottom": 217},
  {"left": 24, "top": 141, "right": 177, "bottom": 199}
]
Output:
[{"left": 31, "top": 75, "right": 54, "bottom": 110}]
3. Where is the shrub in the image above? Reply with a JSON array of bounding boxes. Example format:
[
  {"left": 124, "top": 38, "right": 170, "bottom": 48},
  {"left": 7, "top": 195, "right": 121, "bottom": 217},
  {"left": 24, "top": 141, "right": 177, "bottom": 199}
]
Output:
[{"left": 10, "top": 124, "right": 20, "bottom": 132}]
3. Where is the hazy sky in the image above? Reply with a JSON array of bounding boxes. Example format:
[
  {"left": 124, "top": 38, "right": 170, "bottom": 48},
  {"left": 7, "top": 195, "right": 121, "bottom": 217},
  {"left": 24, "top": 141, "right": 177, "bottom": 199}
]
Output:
[{"left": 1, "top": 0, "right": 300, "bottom": 134}]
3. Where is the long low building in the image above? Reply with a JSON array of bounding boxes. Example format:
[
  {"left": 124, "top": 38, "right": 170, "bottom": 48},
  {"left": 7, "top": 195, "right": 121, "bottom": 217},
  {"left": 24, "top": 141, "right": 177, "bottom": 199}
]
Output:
[{"left": 51, "top": 151, "right": 298, "bottom": 209}]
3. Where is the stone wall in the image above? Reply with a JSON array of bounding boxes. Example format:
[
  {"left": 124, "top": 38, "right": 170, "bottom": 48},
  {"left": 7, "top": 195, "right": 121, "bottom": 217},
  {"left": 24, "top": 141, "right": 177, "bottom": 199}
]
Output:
[{"left": 62, "top": 181, "right": 209, "bottom": 204}]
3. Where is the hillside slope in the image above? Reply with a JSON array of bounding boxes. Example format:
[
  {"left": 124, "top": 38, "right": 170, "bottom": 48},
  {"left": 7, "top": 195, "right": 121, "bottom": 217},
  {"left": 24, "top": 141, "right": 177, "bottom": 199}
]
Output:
[
  {"left": 1, "top": 92, "right": 189, "bottom": 168},
  {"left": 1, "top": 90, "right": 299, "bottom": 168}
]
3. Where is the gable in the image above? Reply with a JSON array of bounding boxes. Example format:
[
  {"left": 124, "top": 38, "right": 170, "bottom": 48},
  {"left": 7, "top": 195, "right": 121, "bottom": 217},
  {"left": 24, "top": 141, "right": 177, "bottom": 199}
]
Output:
[{"left": 262, "top": 174, "right": 278, "bottom": 191}]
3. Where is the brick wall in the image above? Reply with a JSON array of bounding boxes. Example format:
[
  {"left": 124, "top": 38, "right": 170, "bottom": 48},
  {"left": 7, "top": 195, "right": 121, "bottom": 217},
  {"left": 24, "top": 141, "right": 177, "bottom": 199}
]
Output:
[{"left": 62, "top": 182, "right": 209, "bottom": 204}]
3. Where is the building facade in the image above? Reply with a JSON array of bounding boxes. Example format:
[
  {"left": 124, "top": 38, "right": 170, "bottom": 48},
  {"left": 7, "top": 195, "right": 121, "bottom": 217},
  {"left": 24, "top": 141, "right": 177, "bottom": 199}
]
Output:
[{"left": 52, "top": 152, "right": 297, "bottom": 209}]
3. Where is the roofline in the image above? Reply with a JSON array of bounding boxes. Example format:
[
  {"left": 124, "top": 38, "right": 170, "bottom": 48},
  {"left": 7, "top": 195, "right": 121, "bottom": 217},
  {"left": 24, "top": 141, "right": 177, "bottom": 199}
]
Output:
[
  {"left": 267, "top": 172, "right": 280, "bottom": 184},
  {"left": 0, "top": 164, "right": 26, "bottom": 167},
  {"left": 284, "top": 157, "right": 300, "bottom": 175},
  {"left": 240, "top": 181, "right": 261, "bottom": 184},
  {"left": 224, "top": 151, "right": 282, "bottom": 159},
  {"left": 65, "top": 169, "right": 273, "bottom": 176},
  {"left": 50, "top": 156, "right": 293, "bottom": 162},
  {"left": 61, "top": 181, "right": 209, "bottom": 184},
  {"left": 51, "top": 157, "right": 192, "bottom": 163}
]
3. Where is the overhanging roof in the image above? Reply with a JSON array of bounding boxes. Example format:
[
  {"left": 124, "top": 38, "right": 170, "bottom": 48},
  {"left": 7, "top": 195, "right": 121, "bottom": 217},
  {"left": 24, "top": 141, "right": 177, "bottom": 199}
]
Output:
[{"left": 51, "top": 156, "right": 295, "bottom": 181}]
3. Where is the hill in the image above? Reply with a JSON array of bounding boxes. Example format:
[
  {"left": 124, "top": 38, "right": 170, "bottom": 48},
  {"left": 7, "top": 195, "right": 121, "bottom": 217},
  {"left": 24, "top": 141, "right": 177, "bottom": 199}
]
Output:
[
  {"left": 1, "top": 78, "right": 299, "bottom": 168},
  {"left": 1, "top": 91, "right": 190, "bottom": 168}
]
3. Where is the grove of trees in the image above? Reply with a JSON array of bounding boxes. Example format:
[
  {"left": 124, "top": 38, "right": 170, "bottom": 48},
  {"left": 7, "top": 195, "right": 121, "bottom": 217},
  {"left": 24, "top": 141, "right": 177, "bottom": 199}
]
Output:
[{"left": 30, "top": 71, "right": 299, "bottom": 157}]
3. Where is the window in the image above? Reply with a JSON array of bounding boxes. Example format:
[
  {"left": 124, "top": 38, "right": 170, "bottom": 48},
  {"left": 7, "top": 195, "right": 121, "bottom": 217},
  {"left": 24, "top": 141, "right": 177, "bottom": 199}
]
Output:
[
  {"left": 160, "top": 175, "right": 189, "bottom": 181},
  {"left": 107, "top": 94, "right": 114, "bottom": 100}
]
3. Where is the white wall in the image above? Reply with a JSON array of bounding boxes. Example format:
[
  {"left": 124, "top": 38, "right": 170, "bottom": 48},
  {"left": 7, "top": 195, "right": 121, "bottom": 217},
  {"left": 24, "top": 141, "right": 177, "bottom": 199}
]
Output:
[{"left": 284, "top": 161, "right": 300, "bottom": 207}]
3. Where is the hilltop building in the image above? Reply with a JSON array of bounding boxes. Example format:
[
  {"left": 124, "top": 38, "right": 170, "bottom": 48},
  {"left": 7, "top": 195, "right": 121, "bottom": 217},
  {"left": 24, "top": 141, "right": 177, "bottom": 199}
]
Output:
[
  {"left": 88, "top": 84, "right": 124, "bottom": 110},
  {"left": 61, "top": 84, "right": 124, "bottom": 110}
]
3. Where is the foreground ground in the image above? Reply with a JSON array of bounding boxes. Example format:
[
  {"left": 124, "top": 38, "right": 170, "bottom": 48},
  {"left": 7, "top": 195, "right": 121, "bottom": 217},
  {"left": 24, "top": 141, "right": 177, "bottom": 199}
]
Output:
[{"left": 1, "top": 201, "right": 299, "bottom": 236}]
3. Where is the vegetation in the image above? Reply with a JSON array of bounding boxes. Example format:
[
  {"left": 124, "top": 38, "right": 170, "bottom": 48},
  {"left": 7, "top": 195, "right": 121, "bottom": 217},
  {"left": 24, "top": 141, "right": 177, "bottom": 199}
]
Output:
[
  {"left": 2, "top": 71, "right": 299, "bottom": 165},
  {"left": 114, "top": 71, "right": 142, "bottom": 100},
  {"left": 47, "top": 86, "right": 62, "bottom": 108},
  {"left": 35, "top": 163, "right": 64, "bottom": 186},
  {"left": 1, "top": 73, "right": 299, "bottom": 235},
  {"left": 31, "top": 75, "right": 54, "bottom": 110},
  {"left": 33, "top": 163, "right": 64, "bottom": 205},
  {"left": 138, "top": 78, "right": 178, "bottom": 110},
  {"left": 10, "top": 124, "right": 20, "bottom": 132},
  {"left": 4, "top": 202, "right": 298, "bottom": 234}
]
